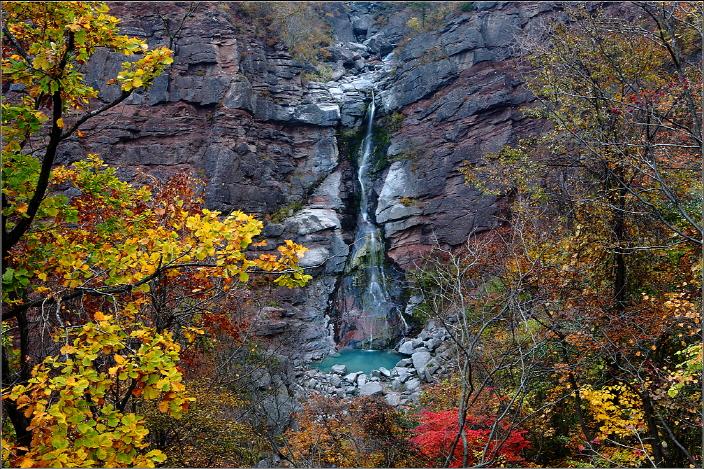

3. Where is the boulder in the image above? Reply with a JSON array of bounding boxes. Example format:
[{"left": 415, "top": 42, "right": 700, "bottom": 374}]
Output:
[
  {"left": 424, "top": 337, "right": 440, "bottom": 352},
  {"left": 398, "top": 340, "right": 415, "bottom": 355},
  {"left": 359, "top": 382, "right": 383, "bottom": 396},
  {"left": 263, "top": 223, "right": 285, "bottom": 237},
  {"left": 286, "top": 208, "right": 341, "bottom": 236},
  {"left": 298, "top": 247, "right": 330, "bottom": 269},
  {"left": 411, "top": 351, "right": 432, "bottom": 375},
  {"left": 391, "top": 378, "right": 403, "bottom": 391},
  {"left": 364, "top": 33, "right": 394, "bottom": 57},
  {"left": 378, "top": 367, "right": 392, "bottom": 378},
  {"left": 293, "top": 103, "right": 341, "bottom": 127},
  {"left": 405, "top": 378, "right": 421, "bottom": 392},
  {"left": 347, "top": 41, "right": 370, "bottom": 55},
  {"left": 397, "top": 358, "right": 413, "bottom": 367},
  {"left": 385, "top": 392, "right": 402, "bottom": 406},
  {"left": 423, "top": 359, "right": 440, "bottom": 382},
  {"left": 393, "top": 367, "right": 411, "bottom": 383},
  {"left": 330, "top": 45, "right": 357, "bottom": 66},
  {"left": 331, "top": 364, "right": 347, "bottom": 375},
  {"left": 344, "top": 372, "right": 361, "bottom": 383}
]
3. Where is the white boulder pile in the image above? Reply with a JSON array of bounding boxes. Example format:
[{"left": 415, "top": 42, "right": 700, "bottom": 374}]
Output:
[{"left": 395, "top": 319, "right": 454, "bottom": 383}]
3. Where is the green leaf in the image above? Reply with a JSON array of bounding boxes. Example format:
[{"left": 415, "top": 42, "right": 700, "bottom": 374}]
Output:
[
  {"left": 146, "top": 450, "right": 167, "bottom": 463},
  {"left": 51, "top": 433, "right": 69, "bottom": 449},
  {"left": 77, "top": 422, "right": 92, "bottom": 434},
  {"left": 2, "top": 268, "right": 15, "bottom": 286},
  {"left": 116, "top": 451, "right": 133, "bottom": 464}
]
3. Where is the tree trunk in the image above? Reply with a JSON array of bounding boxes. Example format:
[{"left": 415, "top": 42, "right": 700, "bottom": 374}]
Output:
[
  {"left": 2, "top": 349, "right": 32, "bottom": 451},
  {"left": 613, "top": 183, "right": 627, "bottom": 312},
  {"left": 640, "top": 389, "right": 666, "bottom": 466}
]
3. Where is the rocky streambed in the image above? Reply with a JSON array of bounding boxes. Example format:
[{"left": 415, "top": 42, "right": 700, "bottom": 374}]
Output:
[{"left": 293, "top": 320, "right": 455, "bottom": 407}]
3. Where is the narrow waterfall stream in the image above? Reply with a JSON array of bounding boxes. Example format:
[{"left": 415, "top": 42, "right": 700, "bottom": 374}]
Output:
[
  {"left": 353, "top": 93, "right": 394, "bottom": 349},
  {"left": 332, "top": 93, "right": 406, "bottom": 351}
]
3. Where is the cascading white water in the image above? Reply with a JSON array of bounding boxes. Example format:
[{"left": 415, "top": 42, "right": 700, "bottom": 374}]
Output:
[
  {"left": 348, "top": 92, "right": 398, "bottom": 349},
  {"left": 332, "top": 91, "right": 409, "bottom": 350}
]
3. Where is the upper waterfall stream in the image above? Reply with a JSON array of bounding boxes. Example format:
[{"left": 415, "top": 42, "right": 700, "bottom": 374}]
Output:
[{"left": 332, "top": 93, "right": 407, "bottom": 350}]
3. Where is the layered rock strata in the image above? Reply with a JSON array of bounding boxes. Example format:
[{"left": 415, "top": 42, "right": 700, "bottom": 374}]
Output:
[{"left": 61, "top": 2, "right": 556, "bottom": 358}]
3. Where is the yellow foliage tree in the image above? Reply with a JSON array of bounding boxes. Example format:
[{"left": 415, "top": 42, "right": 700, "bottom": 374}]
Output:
[
  {"left": 2, "top": 2, "right": 311, "bottom": 467},
  {"left": 4, "top": 315, "right": 185, "bottom": 467}
]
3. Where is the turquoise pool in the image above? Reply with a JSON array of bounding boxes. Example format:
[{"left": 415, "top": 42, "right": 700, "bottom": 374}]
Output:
[{"left": 312, "top": 349, "right": 404, "bottom": 374}]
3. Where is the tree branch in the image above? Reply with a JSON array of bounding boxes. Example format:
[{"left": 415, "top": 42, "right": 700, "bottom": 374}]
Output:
[
  {"left": 2, "top": 25, "right": 32, "bottom": 63},
  {"left": 2, "top": 259, "right": 324, "bottom": 321},
  {"left": 60, "top": 90, "right": 131, "bottom": 141},
  {"left": 3, "top": 32, "right": 75, "bottom": 260}
]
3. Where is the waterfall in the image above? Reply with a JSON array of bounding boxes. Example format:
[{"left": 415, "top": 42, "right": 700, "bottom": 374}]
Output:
[{"left": 334, "top": 91, "right": 405, "bottom": 350}]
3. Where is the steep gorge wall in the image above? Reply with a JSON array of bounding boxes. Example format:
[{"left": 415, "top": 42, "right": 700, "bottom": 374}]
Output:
[
  {"left": 61, "top": 1, "right": 558, "bottom": 360},
  {"left": 372, "top": 2, "right": 554, "bottom": 267}
]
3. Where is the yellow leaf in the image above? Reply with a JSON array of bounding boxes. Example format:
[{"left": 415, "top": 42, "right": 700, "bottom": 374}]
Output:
[
  {"left": 158, "top": 400, "right": 169, "bottom": 413},
  {"left": 94, "top": 311, "right": 110, "bottom": 321},
  {"left": 56, "top": 117, "right": 64, "bottom": 129},
  {"left": 19, "top": 457, "right": 35, "bottom": 468}
]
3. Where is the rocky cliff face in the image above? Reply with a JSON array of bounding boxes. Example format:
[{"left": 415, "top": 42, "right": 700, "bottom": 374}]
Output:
[
  {"left": 372, "top": 2, "right": 554, "bottom": 267},
  {"left": 62, "top": 1, "right": 557, "bottom": 360}
]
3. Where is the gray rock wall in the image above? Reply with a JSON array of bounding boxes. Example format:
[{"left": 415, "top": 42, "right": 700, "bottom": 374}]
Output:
[{"left": 61, "top": 2, "right": 557, "bottom": 358}]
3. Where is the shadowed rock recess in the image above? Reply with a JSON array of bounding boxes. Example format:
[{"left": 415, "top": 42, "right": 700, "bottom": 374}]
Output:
[{"left": 63, "top": 2, "right": 556, "bottom": 366}]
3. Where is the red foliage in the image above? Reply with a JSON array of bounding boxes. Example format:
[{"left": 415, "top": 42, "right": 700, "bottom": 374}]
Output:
[
  {"left": 202, "top": 311, "right": 248, "bottom": 339},
  {"left": 410, "top": 408, "right": 530, "bottom": 467}
]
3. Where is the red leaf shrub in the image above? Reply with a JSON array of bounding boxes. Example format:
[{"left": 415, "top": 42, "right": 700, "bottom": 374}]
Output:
[{"left": 410, "top": 408, "right": 530, "bottom": 467}]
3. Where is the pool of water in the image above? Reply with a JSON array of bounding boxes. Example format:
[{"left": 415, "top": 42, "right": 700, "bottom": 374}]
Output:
[{"left": 312, "top": 349, "right": 405, "bottom": 374}]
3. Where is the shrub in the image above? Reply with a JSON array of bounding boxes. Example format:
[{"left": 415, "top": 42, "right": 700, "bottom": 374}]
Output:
[
  {"left": 236, "top": 2, "right": 332, "bottom": 65},
  {"left": 270, "top": 200, "right": 303, "bottom": 223},
  {"left": 301, "top": 64, "right": 334, "bottom": 83}
]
